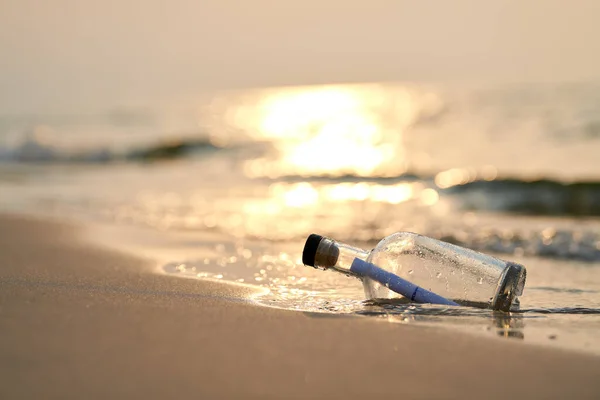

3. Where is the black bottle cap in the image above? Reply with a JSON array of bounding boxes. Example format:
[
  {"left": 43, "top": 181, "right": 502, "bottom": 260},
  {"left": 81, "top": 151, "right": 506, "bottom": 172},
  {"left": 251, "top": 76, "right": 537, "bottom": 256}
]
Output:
[{"left": 302, "top": 233, "right": 324, "bottom": 267}]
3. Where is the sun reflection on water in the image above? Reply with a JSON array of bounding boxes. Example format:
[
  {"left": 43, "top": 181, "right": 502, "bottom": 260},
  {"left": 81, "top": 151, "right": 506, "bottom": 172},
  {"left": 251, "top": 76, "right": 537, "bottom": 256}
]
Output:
[
  {"left": 127, "top": 179, "right": 438, "bottom": 241},
  {"left": 229, "top": 84, "right": 423, "bottom": 178}
]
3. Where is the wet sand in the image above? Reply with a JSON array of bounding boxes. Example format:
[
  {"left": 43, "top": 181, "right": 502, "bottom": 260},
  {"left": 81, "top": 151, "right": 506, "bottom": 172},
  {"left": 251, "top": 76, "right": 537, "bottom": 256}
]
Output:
[{"left": 1, "top": 213, "right": 600, "bottom": 399}]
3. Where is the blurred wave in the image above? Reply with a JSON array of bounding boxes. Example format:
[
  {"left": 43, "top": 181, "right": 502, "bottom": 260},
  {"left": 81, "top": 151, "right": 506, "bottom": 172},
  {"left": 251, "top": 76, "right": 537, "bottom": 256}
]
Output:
[
  {"left": 0, "top": 133, "right": 225, "bottom": 163},
  {"left": 3, "top": 135, "right": 600, "bottom": 221},
  {"left": 443, "top": 178, "right": 600, "bottom": 217},
  {"left": 425, "top": 226, "right": 600, "bottom": 262}
]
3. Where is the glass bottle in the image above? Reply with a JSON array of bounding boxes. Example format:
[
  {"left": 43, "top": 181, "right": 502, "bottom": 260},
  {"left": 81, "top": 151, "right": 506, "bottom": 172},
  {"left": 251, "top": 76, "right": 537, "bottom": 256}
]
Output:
[{"left": 302, "top": 232, "right": 526, "bottom": 311}]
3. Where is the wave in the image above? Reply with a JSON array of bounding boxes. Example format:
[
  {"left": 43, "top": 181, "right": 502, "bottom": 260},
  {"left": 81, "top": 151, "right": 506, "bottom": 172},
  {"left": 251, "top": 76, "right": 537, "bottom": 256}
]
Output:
[
  {"left": 4, "top": 130, "right": 600, "bottom": 221},
  {"left": 0, "top": 136, "right": 224, "bottom": 163},
  {"left": 443, "top": 178, "right": 600, "bottom": 217},
  {"left": 265, "top": 172, "right": 600, "bottom": 217},
  {"left": 427, "top": 227, "right": 600, "bottom": 262}
]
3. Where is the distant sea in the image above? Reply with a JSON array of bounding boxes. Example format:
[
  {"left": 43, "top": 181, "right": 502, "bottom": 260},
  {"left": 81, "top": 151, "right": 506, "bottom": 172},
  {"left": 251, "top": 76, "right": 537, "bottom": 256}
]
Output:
[{"left": 1, "top": 81, "right": 600, "bottom": 354}]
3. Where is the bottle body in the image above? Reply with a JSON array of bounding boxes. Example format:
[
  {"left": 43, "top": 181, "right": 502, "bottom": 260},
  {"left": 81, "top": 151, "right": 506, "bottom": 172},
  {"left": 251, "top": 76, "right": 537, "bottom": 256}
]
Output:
[
  {"left": 303, "top": 232, "right": 526, "bottom": 311},
  {"left": 364, "top": 232, "right": 525, "bottom": 310}
]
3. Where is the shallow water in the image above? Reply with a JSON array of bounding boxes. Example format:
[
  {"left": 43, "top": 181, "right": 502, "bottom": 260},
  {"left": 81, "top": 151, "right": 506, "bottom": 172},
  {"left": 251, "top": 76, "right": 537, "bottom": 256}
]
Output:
[
  {"left": 155, "top": 236, "right": 600, "bottom": 354},
  {"left": 1, "top": 82, "right": 600, "bottom": 354}
]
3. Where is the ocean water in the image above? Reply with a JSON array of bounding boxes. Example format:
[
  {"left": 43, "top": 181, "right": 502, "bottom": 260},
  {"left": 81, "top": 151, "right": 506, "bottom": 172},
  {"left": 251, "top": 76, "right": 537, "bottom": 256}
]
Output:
[{"left": 1, "top": 82, "right": 600, "bottom": 354}]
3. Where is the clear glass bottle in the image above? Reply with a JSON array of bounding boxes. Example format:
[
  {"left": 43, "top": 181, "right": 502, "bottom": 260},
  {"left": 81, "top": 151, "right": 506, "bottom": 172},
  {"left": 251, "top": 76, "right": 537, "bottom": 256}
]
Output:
[{"left": 302, "top": 232, "right": 526, "bottom": 311}]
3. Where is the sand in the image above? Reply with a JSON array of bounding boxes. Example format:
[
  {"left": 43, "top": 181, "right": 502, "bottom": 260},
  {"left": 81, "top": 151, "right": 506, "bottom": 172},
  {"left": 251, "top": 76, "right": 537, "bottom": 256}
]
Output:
[{"left": 1, "top": 213, "right": 599, "bottom": 399}]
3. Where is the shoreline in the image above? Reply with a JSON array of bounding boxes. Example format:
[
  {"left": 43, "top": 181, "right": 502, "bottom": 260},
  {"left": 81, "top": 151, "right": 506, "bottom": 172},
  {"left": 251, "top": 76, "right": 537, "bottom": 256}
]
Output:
[{"left": 1, "top": 212, "right": 600, "bottom": 399}]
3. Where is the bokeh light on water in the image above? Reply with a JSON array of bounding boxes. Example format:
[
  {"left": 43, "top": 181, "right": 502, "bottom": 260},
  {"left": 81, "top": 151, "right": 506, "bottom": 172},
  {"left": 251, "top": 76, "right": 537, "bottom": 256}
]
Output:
[{"left": 205, "top": 84, "right": 447, "bottom": 179}]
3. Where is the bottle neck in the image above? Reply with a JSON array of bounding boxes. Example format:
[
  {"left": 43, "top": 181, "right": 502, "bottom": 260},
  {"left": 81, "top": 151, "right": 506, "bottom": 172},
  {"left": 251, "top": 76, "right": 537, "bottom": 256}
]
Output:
[{"left": 314, "top": 238, "right": 369, "bottom": 275}]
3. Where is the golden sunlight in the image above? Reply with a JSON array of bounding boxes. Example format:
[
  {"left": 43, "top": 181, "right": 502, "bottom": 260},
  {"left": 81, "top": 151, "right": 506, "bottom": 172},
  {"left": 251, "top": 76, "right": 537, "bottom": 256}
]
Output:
[{"left": 236, "top": 84, "right": 418, "bottom": 178}]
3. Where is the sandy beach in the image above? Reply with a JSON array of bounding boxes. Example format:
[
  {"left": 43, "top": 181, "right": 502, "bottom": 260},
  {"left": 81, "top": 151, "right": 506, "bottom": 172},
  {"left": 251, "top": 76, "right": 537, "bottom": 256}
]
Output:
[{"left": 0, "top": 213, "right": 598, "bottom": 399}]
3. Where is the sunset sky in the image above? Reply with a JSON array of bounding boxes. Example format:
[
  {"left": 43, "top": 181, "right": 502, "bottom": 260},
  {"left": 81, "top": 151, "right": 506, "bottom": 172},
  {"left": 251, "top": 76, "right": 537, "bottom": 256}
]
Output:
[{"left": 1, "top": 0, "right": 599, "bottom": 112}]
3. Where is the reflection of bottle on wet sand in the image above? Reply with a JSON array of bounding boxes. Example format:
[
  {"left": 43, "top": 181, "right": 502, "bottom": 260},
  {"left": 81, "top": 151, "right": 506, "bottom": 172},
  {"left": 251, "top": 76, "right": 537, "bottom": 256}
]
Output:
[
  {"left": 492, "top": 312, "right": 525, "bottom": 339},
  {"left": 302, "top": 232, "right": 526, "bottom": 311}
]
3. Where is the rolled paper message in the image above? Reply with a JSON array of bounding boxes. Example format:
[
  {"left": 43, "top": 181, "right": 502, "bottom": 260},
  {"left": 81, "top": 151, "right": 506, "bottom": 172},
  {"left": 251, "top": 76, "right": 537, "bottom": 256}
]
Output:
[{"left": 350, "top": 258, "right": 459, "bottom": 306}]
